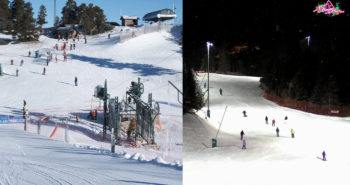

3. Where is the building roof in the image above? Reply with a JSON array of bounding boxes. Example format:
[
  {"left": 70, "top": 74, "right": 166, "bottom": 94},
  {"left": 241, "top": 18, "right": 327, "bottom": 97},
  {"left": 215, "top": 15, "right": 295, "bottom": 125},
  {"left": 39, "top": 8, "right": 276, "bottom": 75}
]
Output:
[
  {"left": 120, "top": 16, "right": 139, "bottom": 20},
  {"left": 56, "top": 25, "right": 79, "bottom": 31},
  {"left": 143, "top": 9, "right": 176, "bottom": 22}
]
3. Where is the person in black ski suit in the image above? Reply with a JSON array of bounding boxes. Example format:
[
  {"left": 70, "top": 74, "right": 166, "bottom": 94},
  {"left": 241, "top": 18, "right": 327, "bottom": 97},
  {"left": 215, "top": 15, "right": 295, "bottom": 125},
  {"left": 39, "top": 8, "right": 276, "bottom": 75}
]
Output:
[
  {"left": 219, "top": 88, "right": 223, "bottom": 95},
  {"left": 276, "top": 127, "right": 280, "bottom": 137},
  {"left": 240, "top": 130, "right": 245, "bottom": 140},
  {"left": 75, "top": 76, "right": 78, "bottom": 86},
  {"left": 243, "top": 110, "right": 247, "bottom": 117},
  {"left": 265, "top": 116, "right": 268, "bottom": 124}
]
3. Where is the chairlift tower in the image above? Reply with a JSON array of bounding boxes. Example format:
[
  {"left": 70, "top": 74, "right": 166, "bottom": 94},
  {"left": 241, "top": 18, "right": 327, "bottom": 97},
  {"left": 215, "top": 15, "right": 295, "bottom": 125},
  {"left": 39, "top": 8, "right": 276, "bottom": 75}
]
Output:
[{"left": 54, "top": 0, "right": 56, "bottom": 26}]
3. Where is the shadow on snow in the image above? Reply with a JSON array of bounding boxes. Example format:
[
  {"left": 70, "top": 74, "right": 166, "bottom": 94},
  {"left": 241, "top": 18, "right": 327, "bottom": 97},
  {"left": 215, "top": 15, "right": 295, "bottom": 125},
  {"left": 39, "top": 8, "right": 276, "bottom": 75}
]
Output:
[{"left": 69, "top": 54, "right": 179, "bottom": 77}]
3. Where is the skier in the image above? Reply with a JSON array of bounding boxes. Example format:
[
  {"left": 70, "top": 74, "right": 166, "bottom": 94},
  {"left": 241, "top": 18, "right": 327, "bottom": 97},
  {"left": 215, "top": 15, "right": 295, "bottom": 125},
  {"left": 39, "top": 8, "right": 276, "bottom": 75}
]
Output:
[
  {"left": 73, "top": 43, "right": 75, "bottom": 50},
  {"left": 219, "top": 88, "right": 223, "bottom": 95},
  {"left": 276, "top": 127, "right": 280, "bottom": 137},
  {"left": 77, "top": 34, "right": 79, "bottom": 41},
  {"left": 108, "top": 33, "right": 110, "bottom": 39},
  {"left": 70, "top": 44, "right": 72, "bottom": 50},
  {"left": 285, "top": 116, "right": 288, "bottom": 121},
  {"left": 28, "top": 51, "right": 31, "bottom": 57},
  {"left": 11, "top": 59, "right": 13, "bottom": 65},
  {"left": 55, "top": 55, "right": 58, "bottom": 62},
  {"left": 75, "top": 76, "right": 78, "bottom": 86},
  {"left": 16, "top": 68, "right": 18, "bottom": 77},
  {"left": 322, "top": 150, "right": 326, "bottom": 161},
  {"left": 42, "top": 67, "right": 46, "bottom": 75},
  {"left": 291, "top": 129, "right": 295, "bottom": 138},
  {"left": 46, "top": 57, "right": 49, "bottom": 66},
  {"left": 76, "top": 114, "right": 79, "bottom": 122},
  {"left": 84, "top": 36, "right": 87, "bottom": 44},
  {"left": 240, "top": 130, "right": 245, "bottom": 140},
  {"left": 265, "top": 116, "right": 268, "bottom": 124},
  {"left": 20, "top": 59, "right": 24, "bottom": 66},
  {"left": 204, "top": 82, "right": 207, "bottom": 88},
  {"left": 243, "top": 110, "right": 247, "bottom": 117},
  {"left": 272, "top": 119, "right": 275, "bottom": 126},
  {"left": 242, "top": 139, "right": 246, "bottom": 149},
  {"left": 23, "top": 100, "right": 27, "bottom": 107},
  {"left": 58, "top": 34, "right": 61, "bottom": 41},
  {"left": 64, "top": 54, "right": 67, "bottom": 62}
]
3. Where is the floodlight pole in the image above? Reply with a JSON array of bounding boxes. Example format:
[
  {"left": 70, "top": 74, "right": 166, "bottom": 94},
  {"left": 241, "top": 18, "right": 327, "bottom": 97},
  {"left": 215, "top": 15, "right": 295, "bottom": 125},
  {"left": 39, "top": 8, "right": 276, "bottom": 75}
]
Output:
[{"left": 207, "top": 41, "right": 213, "bottom": 118}]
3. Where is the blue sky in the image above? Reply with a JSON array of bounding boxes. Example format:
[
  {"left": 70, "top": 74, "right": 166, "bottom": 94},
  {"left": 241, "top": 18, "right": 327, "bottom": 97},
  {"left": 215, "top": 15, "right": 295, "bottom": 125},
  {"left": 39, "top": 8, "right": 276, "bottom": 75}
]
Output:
[{"left": 27, "top": 0, "right": 182, "bottom": 28}]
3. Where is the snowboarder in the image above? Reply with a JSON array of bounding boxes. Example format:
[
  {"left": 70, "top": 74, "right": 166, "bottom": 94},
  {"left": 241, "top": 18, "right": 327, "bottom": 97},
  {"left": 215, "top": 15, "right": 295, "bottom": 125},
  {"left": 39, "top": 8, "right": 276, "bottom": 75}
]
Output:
[
  {"left": 42, "top": 67, "right": 46, "bottom": 75},
  {"left": 10, "top": 59, "right": 13, "bottom": 65},
  {"left": 240, "top": 130, "right": 245, "bottom": 140},
  {"left": 265, "top": 116, "right": 268, "bottom": 124},
  {"left": 243, "top": 110, "right": 247, "bottom": 117},
  {"left": 276, "top": 127, "right": 280, "bottom": 137},
  {"left": 242, "top": 139, "right": 246, "bottom": 149},
  {"left": 219, "top": 88, "right": 223, "bottom": 95},
  {"left": 291, "top": 129, "right": 295, "bottom": 138},
  {"left": 272, "top": 119, "right": 275, "bottom": 126},
  {"left": 20, "top": 59, "right": 24, "bottom": 66},
  {"left": 28, "top": 51, "right": 31, "bottom": 57},
  {"left": 16, "top": 68, "right": 18, "bottom": 77},
  {"left": 75, "top": 76, "right": 78, "bottom": 86},
  {"left": 322, "top": 150, "right": 326, "bottom": 161}
]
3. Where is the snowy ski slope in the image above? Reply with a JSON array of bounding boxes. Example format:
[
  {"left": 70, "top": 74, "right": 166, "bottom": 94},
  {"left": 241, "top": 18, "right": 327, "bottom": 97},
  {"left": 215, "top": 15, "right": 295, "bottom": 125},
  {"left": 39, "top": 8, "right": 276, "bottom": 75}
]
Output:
[
  {"left": 0, "top": 25, "right": 182, "bottom": 184},
  {"left": 184, "top": 73, "right": 350, "bottom": 185}
]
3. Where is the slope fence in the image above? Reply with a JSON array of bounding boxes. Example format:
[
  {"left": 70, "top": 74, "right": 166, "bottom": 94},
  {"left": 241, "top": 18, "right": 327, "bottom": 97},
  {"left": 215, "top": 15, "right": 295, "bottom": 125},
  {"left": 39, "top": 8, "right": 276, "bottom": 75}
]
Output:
[{"left": 119, "top": 23, "right": 173, "bottom": 43}]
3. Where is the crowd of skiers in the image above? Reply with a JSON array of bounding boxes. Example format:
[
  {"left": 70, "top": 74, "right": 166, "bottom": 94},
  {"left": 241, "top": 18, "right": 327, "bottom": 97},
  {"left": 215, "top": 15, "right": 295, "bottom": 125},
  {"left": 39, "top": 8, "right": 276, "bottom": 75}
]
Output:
[
  {"left": 204, "top": 80, "right": 327, "bottom": 160},
  {"left": 6, "top": 32, "right": 86, "bottom": 85}
]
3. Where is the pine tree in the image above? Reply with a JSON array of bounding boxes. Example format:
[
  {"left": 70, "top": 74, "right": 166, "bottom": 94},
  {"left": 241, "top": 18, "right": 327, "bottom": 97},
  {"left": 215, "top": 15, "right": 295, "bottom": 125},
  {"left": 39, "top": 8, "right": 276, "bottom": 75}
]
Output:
[
  {"left": 184, "top": 64, "right": 205, "bottom": 113},
  {"left": 10, "top": 0, "right": 37, "bottom": 41},
  {"left": 0, "top": 0, "right": 10, "bottom": 31},
  {"left": 54, "top": 16, "right": 60, "bottom": 28},
  {"left": 10, "top": 0, "right": 25, "bottom": 39},
  {"left": 36, "top": 4, "right": 47, "bottom": 30},
  {"left": 61, "top": 0, "right": 77, "bottom": 25}
]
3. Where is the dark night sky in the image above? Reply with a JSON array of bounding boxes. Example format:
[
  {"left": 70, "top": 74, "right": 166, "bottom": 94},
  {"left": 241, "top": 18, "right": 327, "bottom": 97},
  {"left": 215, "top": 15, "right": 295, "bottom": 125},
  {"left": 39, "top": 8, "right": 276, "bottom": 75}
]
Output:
[{"left": 184, "top": 0, "right": 350, "bottom": 69}]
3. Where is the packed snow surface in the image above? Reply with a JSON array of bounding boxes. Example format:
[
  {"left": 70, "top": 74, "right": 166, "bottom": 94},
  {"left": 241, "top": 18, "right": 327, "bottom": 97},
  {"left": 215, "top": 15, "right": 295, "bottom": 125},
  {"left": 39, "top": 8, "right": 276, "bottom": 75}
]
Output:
[
  {"left": 184, "top": 73, "right": 350, "bottom": 185},
  {"left": 0, "top": 26, "right": 182, "bottom": 184}
]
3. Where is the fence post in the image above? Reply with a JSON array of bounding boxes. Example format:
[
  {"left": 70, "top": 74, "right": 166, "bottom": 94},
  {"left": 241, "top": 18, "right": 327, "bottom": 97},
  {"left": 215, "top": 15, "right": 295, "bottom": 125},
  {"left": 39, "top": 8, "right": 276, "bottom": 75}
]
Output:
[
  {"left": 24, "top": 115, "right": 27, "bottom": 131},
  {"left": 37, "top": 120, "right": 41, "bottom": 134},
  {"left": 111, "top": 128, "right": 115, "bottom": 153},
  {"left": 65, "top": 124, "right": 69, "bottom": 142}
]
